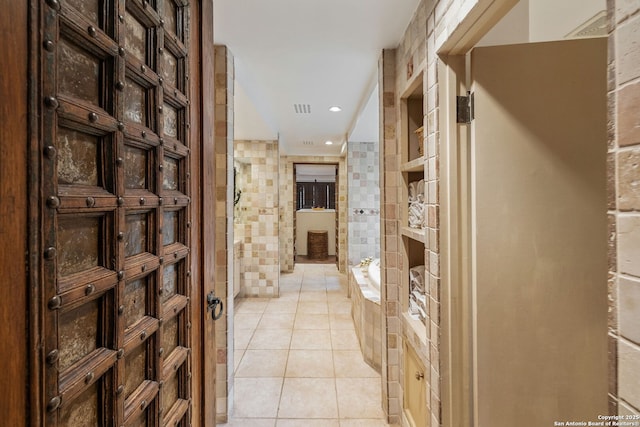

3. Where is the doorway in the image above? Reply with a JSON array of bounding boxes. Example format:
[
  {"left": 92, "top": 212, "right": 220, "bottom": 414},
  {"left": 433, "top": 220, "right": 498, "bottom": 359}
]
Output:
[
  {"left": 440, "top": 5, "right": 609, "bottom": 427},
  {"left": 294, "top": 163, "right": 339, "bottom": 266}
]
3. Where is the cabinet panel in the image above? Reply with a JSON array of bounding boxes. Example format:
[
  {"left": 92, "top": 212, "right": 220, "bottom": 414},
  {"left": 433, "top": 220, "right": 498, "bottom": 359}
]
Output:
[{"left": 404, "top": 342, "right": 428, "bottom": 427}]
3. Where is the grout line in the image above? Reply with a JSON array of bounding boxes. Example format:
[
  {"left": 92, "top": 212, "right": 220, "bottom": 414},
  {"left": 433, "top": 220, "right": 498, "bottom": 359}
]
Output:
[
  {"left": 276, "top": 280, "right": 299, "bottom": 421},
  {"left": 229, "top": 263, "right": 390, "bottom": 425}
]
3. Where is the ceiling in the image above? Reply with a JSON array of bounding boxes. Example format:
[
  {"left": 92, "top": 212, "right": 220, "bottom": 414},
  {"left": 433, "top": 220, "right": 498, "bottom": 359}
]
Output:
[
  {"left": 214, "top": 0, "right": 606, "bottom": 157},
  {"left": 213, "top": 0, "right": 421, "bottom": 156}
]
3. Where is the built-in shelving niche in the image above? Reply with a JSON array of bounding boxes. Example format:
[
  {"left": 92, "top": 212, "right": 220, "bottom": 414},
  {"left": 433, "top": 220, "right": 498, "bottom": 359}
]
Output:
[
  {"left": 401, "top": 236, "right": 427, "bottom": 327},
  {"left": 400, "top": 71, "right": 426, "bottom": 334},
  {"left": 403, "top": 74, "right": 424, "bottom": 163}
]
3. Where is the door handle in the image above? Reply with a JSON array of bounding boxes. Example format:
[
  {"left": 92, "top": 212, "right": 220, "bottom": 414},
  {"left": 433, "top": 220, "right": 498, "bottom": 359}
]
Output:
[{"left": 206, "top": 291, "right": 224, "bottom": 320}]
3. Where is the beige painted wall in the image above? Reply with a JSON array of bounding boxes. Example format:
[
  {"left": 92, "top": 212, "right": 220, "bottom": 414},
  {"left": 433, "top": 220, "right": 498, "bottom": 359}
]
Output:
[
  {"left": 529, "top": 0, "right": 605, "bottom": 41},
  {"left": 296, "top": 210, "right": 336, "bottom": 256}
]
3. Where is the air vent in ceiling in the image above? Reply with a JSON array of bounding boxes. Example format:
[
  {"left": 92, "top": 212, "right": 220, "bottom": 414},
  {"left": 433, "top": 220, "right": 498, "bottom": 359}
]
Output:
[
  {"left": 566, "top": 10, "right": 607, "bottom": 39},
  {"left": 294, "top": 104, "right": 311, "bottom": 114},
  {"left": 302, "top": 141, "right": 314, "bottom": 145}
]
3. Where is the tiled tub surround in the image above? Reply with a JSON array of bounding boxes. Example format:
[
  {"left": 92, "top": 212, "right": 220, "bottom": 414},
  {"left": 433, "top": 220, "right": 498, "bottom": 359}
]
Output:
[{"left": 350, "top": 263, "right": 383, "bottom": 372}]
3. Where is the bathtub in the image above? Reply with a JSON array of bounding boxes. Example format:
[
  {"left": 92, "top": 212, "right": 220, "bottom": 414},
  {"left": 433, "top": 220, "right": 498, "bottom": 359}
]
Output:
[
  {"left": 367, "top": 258, "right": 381, "bottom": 292},
  {"left": 349, "top": 260, "right": 382, "bottom": 372}
]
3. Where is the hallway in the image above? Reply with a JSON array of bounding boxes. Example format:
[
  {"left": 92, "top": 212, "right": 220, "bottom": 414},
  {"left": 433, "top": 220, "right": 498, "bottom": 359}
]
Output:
[{"left": 222, "top": 264, "right": 394, "bottom": 426}]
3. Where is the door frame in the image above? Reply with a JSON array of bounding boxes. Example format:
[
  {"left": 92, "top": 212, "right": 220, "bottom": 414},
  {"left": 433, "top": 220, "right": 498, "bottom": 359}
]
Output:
[
  {"left": 439, "top": 52, "right": 473, "bottom": 427},
  {"left": 437, "top": 1, "right": 517, "bottom": 426},
  {"left": 1, "top": 2, "right": 29, "bottom": 426},
  {"left": 292, "top": 162, "right": 339, "bottom": 263},
  {"left": 196, "top": 0, "right": 217, "bottom": 425}
]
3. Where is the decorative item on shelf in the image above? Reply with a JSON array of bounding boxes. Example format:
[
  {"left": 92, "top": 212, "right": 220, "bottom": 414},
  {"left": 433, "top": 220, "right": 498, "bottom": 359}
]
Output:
[
  {"left": 415, "top": 126, "right": 424, "bottom": 156},
  {"left": 311, "top": 206, "right": 325, "bottom": 211}
]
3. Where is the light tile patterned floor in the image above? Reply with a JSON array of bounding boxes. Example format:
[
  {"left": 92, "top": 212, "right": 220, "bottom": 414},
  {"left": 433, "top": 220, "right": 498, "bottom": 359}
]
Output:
[{"left": 221, "top": 263, "right": 396, "bottom": 427}]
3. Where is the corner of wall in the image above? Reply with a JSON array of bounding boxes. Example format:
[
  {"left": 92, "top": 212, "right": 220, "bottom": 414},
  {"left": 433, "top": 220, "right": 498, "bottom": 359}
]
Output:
[
  {"left": 213, "top": 43, "right": 235, "bottom": 422},
  {"left": 609, "top": 0, "right": 640, "bottom": 416}
]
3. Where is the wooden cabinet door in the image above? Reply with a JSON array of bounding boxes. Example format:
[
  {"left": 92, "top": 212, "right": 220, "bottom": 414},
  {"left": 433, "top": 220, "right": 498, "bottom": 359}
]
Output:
[
  {"left": 404, "top": 343, "right": 428, "bottom": 427},
  {"left": 37, "top": 0, "right": 197, "bottom": 425}
]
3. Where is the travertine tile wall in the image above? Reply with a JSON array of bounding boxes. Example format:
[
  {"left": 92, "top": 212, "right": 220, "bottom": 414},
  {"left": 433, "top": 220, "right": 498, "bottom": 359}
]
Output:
[
  {"left": 213, "top": 45, "right": 235, "bottom": 423},
  {"left": 279, "top": 158, "right": 295, "bottom": 272},
  {"left": 347, "top": 141, "right": 381, "bottom": 266},
  {"left": 380, "top": 2, "right": 433, "bottom": 425},
  {"left": 382, "top": 0, "right": 490, "bottom": 425},
  {"left": 233, "top": 160, "right": 251, "bottom": 229},
  {"left": 234, "top": 140, "right": 280, "bottom": 297},
  {"left": 279, "top": 155, "right": 348, "bottom": 273},
  {"left": 379, "top": 48, "right": 401, "bottom": 422},
  {"left": 419, "top": 4, "right": 441, "bottom": 426},
  {"left": 609, "top": 0, "right": 640, "bottom": 417}
]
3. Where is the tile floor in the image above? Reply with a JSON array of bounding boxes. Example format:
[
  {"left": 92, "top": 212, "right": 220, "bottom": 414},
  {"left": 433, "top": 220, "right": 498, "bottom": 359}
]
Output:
[{"left": 220, "top": 263, "right": 396, "bottom": 427}]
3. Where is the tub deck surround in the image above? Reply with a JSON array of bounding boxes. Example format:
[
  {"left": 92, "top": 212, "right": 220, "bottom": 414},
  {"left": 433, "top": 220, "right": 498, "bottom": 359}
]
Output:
[{"left": 350, "top": 266, "right": 383, "bottom": 372}]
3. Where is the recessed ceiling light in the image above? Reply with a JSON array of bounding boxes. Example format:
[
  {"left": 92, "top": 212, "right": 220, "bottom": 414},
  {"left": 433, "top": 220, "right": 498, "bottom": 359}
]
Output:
[
  {"left": 329, "top": 106, "right": 342, "bottom": 112},
  {"left": 325, "top": 141, "right": 333, "bottom": 145}
]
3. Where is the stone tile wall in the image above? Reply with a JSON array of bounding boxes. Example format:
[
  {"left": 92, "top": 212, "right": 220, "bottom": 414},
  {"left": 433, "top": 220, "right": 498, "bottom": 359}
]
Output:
[
  {"left": 234, "top": 140, "right": 280, "bottom": 297},
  {"left": 280, "top": 155, "right": 348, "bottom": 273},
  {"left": 379, "top": 48, "right": 401, "bottom": 422},
  {"left": 213, "top": 45, "right": 235, "bottom": 423},
  {"left": 609, "top": 0, "right": 640, "bottom": 416},
  {"left": 279, "top": 158, "right": 295, "bottom": 272},
  {"left": 382, "top": 1, "right": 506, "bottom": 425},
  {"left": 347, "top": 141, "right": 381, "bottom": 266},
  {"left": 380, "top": 1, "right": 434, "bottom": 424}
]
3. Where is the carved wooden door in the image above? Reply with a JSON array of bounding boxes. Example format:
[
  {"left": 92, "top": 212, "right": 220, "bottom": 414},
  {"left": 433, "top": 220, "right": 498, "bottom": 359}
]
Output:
[{"left": 39, "top": 0, "right": 195, "bottom": 425}]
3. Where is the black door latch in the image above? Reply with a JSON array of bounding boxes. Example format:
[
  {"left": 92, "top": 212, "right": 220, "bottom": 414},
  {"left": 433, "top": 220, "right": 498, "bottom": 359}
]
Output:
[{"left": 206, "top": 291, "right": 224, "bottom": 320}]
